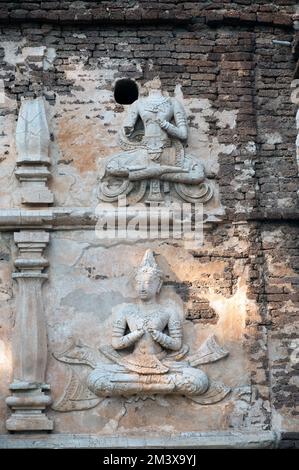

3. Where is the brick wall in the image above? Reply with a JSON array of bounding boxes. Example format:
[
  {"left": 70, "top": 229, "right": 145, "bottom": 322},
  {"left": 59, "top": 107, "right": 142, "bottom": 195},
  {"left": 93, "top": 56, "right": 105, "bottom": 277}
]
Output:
[
  {"left": 0, "top": 1, "right": 296, "bottom": 26},
  {"left": 0, "top": 1, "right": 298, "bottom": 446}
]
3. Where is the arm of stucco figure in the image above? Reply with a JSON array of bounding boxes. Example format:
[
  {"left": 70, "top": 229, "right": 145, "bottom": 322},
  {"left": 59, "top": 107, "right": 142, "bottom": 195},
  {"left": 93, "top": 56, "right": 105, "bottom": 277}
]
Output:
[
  {"left": 149, "top": 315, "right": 182, "bottom": 351},
  {"left": 123, "top": 101, "right": 139, "bottom": 135},
  {"left": 111, "top": 314, "right": 144, "bottom": 350},
  {"left": 159, "top": 99, "right": 188, "bottom": 140},
  {"left": 160, "top": 161, "right": 205, "bottom": 184}
]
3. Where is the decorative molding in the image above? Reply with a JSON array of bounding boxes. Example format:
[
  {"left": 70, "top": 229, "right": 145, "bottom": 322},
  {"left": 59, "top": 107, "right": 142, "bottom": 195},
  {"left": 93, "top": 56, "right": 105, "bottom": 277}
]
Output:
[
  {"left": 6, "top": 230, "right": 53, "bottom": 432},
  {"left": 0, "top": 431, "right": 277, "bottom": 449},
  {"left": 0, "top": 207, "right": 224, "bottom": 231}
]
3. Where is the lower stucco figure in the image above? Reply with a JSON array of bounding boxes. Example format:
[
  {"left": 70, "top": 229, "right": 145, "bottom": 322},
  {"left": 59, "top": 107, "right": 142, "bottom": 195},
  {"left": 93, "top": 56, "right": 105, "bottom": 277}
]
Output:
[
  {"left": 53, "top": 250, "right": 230, "bottom": 411},
  {"left": 87, "top": 250, "right": 209, "bottom": 397}
]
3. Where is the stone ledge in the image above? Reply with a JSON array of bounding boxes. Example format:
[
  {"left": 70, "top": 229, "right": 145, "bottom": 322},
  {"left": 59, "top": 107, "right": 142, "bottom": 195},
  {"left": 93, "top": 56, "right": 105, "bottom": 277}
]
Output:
[
  {"left": 1, "top": 208, "right": 299, "bottom": 231},
  {"left": 0, "top": 207, "right": 224, "bottom": 231},
  {"left": 0, "top": 431, "right": 277, "bottom": 449}
]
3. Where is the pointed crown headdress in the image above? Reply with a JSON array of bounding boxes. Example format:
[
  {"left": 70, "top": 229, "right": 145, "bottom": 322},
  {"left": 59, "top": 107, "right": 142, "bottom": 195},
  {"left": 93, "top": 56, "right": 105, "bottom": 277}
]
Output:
[{"left": 135, "top": 250, "right": 163, "bottom": 281}]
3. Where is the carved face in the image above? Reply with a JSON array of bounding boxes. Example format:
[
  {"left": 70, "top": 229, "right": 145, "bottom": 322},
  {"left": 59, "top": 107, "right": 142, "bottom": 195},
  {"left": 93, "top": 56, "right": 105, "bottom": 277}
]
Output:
[{"left": 134, "top": 270, "right": 162, "bottom": 300}]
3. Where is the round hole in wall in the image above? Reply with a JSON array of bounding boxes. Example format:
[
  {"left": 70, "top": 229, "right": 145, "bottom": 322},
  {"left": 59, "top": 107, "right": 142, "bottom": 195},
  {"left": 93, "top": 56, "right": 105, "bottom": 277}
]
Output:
[{"left": 114, "top": 78, "right": 139, "bottom": 105}]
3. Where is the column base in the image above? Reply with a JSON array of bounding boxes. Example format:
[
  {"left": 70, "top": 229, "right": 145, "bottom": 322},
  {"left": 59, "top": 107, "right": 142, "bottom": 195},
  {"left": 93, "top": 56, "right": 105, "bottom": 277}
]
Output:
[
  {"left": 6, "top": 413, "right": 53, "bottom": 432},
  {"left": 6, "top": 385, "right": 53, "bottom": 432}
]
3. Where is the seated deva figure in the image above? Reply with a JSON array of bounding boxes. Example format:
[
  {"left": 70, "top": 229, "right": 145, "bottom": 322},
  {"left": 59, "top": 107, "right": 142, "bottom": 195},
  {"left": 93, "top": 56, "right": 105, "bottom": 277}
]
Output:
[
  {"left": 105, "top": 77, "right": 205, "bottom": 185},
  {"left": 87, "top": 250, "right": 209, "bottom": 397},
  {"left": 98, "top": 77, "right": 216, "bottom": 204}
]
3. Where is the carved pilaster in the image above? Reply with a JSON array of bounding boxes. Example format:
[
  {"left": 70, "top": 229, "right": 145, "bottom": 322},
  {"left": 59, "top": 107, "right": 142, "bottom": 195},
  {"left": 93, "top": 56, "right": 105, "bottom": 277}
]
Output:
[
  {"left": 6, "top": 231, "right": 53, "bottom": 432},
  {"left": 15, "top": 96, "right": 53, "bottom": 205}
]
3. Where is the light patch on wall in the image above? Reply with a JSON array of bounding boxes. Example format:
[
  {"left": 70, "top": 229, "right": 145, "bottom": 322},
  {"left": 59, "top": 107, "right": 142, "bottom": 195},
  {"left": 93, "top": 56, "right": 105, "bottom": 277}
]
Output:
[
  {"left": 52, "top": 59, "right": 143, "bottom": 205},
  {"left": 234, "top": 201, "right": 247, "bottom": 214},
  {"left": 65, "top": 57, "right": 142, "bottom": 89},
  {"left": 261, "top": 228, "right": 284, "bottom": 249},
  {"left": 54, "top": 60, "right": 139, "bottom": 177},
  {"left": 43, "top": 47, "right": 56, "bottom": 71},
  {"left": 245, "top": 141, "right": 257, "bottom": 154},
  {"left": 54, "top": 98, "right": 117, "bottom": 182},
  {"left": 73, "top": 33, "right": 87, "bottom": 39},
  {"left": 174, "top": 84, "right": 237, "bottom": 176},
  {"left": 290, "top": 79, "right": 299, "bottom": 105},
  {"left": 215, "top": 109, "right": 238, "bottom": 129},
  {"left": 0, "top": 339, "right": 12, "bottom": 374},
  {"left": 70, "top": 0, "right": 87, "bottom": 8},
  {"left": 1, "top": 39, "right": 25, "bottom": 65},
  {"left": 264, "top": 132, "right": 282, "bottom": 145},
  {"left": 232, "top": 159, "right": 255, "bottom": 192},
  {"left": 0, "top": 110, "right": 18, "bottom": 208},
  {"left": 277, "top": 197, "right": 294, "bottom": 209},
  {"left": 266, "top": 259, "right": 294, "bottom": 277},
  {"left": 160, "top": 250, "right": 227, "bottom": 282},
  {"left": 207, "top": 277, "right": 253, "bottom": 342}
]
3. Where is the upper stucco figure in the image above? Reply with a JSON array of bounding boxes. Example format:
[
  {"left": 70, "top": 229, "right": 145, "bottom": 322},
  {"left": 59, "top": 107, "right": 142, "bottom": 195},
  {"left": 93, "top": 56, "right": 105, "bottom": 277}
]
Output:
[{"left": 98, "top": 78, "right": 213, "bottom": 203}]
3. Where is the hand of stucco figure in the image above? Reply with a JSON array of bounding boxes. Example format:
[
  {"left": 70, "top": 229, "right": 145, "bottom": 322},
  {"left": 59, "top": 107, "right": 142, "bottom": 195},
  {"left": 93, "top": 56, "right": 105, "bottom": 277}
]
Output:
[
  {"left": 148, "top": 328, "right": 171, "bottom": 346},
  {"left": 148, "top": 327, "right": 160, "bottom": 340},
  {"left": 157, "top": 119, "right": 169, "bottom": 130},
  {"left": 157, "top": 115, "right": 188, "bottom": 140},
  {"left": 131, "top": 328, "right": 145, "bottom": 340},
  {"left": 148, "top": 327, "right": 182, "bottom": 351},
  {"left": 112, "top": 328, "right": 144, "bottom": 349}
]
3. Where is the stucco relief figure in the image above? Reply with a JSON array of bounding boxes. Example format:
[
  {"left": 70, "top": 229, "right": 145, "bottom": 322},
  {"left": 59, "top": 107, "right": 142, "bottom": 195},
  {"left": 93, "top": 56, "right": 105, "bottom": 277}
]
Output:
[
  {"left": 53, "top": 250, "right": 230, "bottom": 412},
  {"left": 98, "top": 78, "right": 213, "bottom": 204}
]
